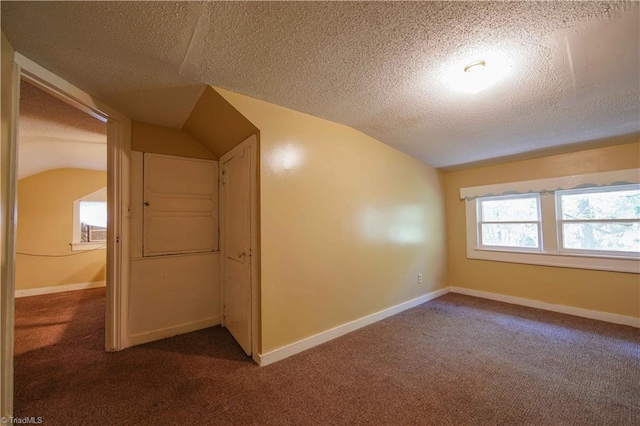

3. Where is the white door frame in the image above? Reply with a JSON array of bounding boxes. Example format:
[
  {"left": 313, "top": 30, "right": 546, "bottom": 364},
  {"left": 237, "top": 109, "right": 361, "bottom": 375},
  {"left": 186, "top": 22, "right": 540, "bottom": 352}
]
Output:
[
  {"left": 0, "top": 59, "right": 20, "bottom": 419},
  {"left": 219, "top": 134, "right": 260, "bottom": 363},
  {"left": 1, "top": 52, "right": 130, "bottom": 415}
]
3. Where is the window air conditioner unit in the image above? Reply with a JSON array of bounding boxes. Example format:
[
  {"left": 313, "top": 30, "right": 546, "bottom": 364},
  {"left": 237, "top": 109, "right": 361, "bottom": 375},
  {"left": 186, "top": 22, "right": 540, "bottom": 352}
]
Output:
[{"left": 88, "top": 226, "right": 107, "bottom": 242}]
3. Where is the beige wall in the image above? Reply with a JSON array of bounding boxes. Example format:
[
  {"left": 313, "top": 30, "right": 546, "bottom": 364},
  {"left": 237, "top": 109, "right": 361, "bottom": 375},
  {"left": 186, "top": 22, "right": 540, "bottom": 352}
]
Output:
[
  {"left": 216, "top": 87, "right": 448, "bottom": 353},
  {"left": 16, "top": 168, "right": 107, "bottom": 290},
  {"left": 131, "top": 121, "right": 215, "bottom": 160},
  {"left": 444, "top": 142, "right": 640, "bottom": 318}
]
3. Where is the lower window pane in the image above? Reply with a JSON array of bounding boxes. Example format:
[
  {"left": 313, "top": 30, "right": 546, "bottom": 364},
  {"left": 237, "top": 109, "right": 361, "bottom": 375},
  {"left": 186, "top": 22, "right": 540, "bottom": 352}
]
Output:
[
  {"left": 481, "top": 224, "right": 539, "bottom": 248},
  {"left": 562, "top": 222, "right": 640, "bottom": 253}
]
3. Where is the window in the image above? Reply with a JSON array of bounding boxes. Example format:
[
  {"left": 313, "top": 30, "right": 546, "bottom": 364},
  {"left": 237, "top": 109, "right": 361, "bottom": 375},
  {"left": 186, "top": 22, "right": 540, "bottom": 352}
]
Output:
[
  {"left": 79, "top": 201, "right": 107, "bottom": 243},
  {"left": 462, "top": 169, "right": 640, "bottom": 273},
  {"left": 72, "top": 187, "right": 107, "bottom": 251},
  {"left": 478, "top": 194, "right": 541, "bottom": 250},
  {"left": 557, "top": 185, "right": 640, "bottom": 256}
]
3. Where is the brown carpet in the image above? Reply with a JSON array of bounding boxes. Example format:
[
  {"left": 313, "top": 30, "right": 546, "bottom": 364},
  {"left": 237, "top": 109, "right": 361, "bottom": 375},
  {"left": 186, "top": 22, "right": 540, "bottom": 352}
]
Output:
[{"left": 14, "top": 288, "right": 640, "bottom": 425}]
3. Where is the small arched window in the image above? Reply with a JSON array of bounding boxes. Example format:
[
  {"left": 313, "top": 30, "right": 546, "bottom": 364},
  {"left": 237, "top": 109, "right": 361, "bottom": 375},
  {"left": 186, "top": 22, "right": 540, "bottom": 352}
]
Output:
[{"left": 71, "top": 187, "right": 107, "bottom": 251}]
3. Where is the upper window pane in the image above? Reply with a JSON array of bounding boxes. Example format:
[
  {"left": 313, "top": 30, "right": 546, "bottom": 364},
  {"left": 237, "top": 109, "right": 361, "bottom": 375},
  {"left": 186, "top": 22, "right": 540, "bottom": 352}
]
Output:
[
  {"left": 80, "top": 201, "right": 107, "bottom": 228},
  {"left": 480, "top": 195, "right": 539, "bottom": 222},
  {"left": 559, "top": 186, "right": 640, "bottom": 220}
]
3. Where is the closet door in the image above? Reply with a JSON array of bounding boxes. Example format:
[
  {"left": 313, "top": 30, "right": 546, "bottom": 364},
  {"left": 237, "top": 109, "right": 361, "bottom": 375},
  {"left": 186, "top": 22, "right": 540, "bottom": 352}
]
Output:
[{"left": 143, "top": 153, "right": 218, "bottom": 257}]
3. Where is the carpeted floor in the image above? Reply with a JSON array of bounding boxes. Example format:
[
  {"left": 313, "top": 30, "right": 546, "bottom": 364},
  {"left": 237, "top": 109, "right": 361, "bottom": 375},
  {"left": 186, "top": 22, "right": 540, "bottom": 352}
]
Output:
[{"left": 14, "top": 288, "right": 640, "bottom": 425}]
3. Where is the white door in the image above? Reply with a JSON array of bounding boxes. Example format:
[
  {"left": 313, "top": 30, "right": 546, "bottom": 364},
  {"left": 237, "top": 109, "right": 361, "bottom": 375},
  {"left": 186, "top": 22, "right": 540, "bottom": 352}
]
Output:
[{"left": 221, "top": 142, "right": 252, "bottom": 355}]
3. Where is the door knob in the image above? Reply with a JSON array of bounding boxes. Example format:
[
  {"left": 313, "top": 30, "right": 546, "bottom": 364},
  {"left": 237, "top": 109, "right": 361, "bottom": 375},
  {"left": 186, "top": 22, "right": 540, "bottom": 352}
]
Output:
[{"left": 237, "top": 250, "right": 245, "bottom": 258}]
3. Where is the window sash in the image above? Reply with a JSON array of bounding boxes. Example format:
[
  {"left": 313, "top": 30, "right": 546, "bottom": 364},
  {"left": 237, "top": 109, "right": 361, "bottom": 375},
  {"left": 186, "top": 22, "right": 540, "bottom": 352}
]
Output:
[
  {"left": 477, "top": 194, "right": 542, "bottom": 251},
  {"left": 556, "top": 184, "right": 640, "bottom": 220},
  {"left": 556, "top": 185, "right": 640, "bottom": 256}
]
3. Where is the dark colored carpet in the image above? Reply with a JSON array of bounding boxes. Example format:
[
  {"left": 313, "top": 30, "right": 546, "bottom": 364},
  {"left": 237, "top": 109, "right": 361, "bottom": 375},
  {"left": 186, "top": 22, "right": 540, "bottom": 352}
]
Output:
[{"left": 14, "top": 288, "right": 640, "bottom": 425}]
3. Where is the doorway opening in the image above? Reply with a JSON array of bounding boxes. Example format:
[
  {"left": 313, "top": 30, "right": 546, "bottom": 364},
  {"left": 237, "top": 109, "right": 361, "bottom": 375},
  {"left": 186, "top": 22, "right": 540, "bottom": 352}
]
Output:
[
  {"left": 13, "top": 79, "right": 109, "bottom": 401},
  {"left": 15, "top": 80, "right": 108, "bottom": 295},
  {"left": 2, "top": 52, "right": 130, "bottom": 417}
]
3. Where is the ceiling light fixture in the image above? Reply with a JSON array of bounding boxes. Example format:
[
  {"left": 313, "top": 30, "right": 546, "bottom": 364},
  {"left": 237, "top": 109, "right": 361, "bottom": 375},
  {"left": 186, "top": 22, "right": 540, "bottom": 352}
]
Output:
[
  {"left": 464, "top": 60, "right": 486, "bottom": 73},
  {"left": 440, "top": 52, "right": 511, "bottom": 94}
]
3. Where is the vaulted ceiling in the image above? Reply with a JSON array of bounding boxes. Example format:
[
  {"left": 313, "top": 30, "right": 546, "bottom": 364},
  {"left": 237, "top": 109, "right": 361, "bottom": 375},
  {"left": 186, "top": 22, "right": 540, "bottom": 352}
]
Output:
[
  {"left": 2, "top": 1, "right": 638, "bottom": 168},
  {"left": 18, "top": 81, "right": 106, "bottom": 179}
]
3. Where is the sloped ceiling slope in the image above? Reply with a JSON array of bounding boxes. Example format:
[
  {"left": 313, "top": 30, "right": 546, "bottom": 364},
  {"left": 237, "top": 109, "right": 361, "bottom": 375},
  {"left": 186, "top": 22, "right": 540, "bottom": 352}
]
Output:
[
  {"left": 2, "top": 1, "right": 638, "bottom": 168},
  {"left": 18, "top": 81, "right": 106, "bottom": 179},
  {"left": 182, "top": 87, "right": 258, "bottom": 158}
]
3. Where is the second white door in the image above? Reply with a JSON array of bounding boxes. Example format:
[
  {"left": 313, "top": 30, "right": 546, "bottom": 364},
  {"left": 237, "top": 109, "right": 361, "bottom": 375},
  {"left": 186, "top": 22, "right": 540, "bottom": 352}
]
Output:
[{"left": 220, "top": 138, "right": 252, "bottom": 355}]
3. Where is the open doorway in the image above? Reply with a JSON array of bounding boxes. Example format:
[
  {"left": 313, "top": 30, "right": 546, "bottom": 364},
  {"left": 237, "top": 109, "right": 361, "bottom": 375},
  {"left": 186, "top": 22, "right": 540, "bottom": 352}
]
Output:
[
  {"left": 2, "top": 52, "right": 130, "bottom": 417},
  {"left": 13, "top": 79, "right": 108, "bottom": 411},
  {"left": 15, "top": 80, "right": 108, "bottom": 297}
]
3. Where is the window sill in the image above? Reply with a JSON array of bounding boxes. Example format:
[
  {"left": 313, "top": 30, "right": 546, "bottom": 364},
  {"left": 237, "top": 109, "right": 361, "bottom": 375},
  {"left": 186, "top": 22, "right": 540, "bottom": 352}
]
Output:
[
  {"left": 71, "top": 242, "right": 107, "bottom": 251},
  {"left": 468, "top": 248, "right": 639, "bottom": 274}
]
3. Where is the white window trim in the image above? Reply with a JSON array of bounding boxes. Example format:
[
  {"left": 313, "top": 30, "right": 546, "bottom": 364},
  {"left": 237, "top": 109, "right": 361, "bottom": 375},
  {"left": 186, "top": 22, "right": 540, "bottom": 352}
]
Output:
[
  {"left": 72, "top": 187, "right": 107, "bottom": 252},
  {"left": 462, "top": 169, "right": 640, "bottom": 274},
  {"left": 460, "top": 168, "right": 640, "bottom": 199}
]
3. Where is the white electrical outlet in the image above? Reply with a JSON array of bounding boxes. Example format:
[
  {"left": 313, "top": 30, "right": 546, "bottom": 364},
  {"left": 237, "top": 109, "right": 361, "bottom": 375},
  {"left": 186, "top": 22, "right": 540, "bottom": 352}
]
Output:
[{"left": 418, "top": 274, "right": 423, "bottom": 283}]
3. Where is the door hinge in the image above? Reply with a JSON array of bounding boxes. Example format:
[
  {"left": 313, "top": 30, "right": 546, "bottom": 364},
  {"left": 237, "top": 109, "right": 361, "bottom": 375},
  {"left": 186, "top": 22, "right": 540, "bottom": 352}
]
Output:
[
  {"left": 116, "top": 234, "right": 120, "bottom": 243},
  {"left": 221, "top": 168, "right": 226, "bottom": 185}
]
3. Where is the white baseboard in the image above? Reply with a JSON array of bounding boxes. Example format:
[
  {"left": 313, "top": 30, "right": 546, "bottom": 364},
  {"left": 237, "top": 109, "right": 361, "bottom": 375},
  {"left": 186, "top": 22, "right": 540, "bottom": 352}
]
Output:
[
  {"left": 128, "top": 316, "right": 221, "bottom": 347},
  {"left": 257, "top": 287, "right": 450, "bottom": 366},
  {"left": 450, "top": 287, "right": 640, "bottom": 328},
  {"left": 256, "top": 286, "right": 639, "bottom": 367},
  {"left": 15, "top": 281, "right": 106, "bottom": 298}
]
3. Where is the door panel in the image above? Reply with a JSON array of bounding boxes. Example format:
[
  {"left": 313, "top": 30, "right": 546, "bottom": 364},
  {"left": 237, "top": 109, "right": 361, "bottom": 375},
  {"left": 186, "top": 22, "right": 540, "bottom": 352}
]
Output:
[
  {"left": 227, "top": 151, "right": 249, "bottom": 262},
  {"left": 224, "top": 258, "right": 250, "bottom": 353},
  {"left": 143, "top": 153, "right": 218, "bottom": 256},
  {"left": 222, "top": 147, "right": 252, "bottom": 355},
  {"left": 146, "top": 155, "right": 216, "bottom": 195},
  {"left": 146, "top": 215, "right": 215, "bottom": 254}
]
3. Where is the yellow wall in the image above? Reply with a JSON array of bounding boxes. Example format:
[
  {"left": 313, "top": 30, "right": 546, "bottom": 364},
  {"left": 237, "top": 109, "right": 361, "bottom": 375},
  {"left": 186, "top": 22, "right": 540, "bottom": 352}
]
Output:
[
  {"left": 444, "top": 142, "right": 640, "bottom": 318},
  {"left": 216, "top": 87, "right": 447, "bottom": 353},
  {"left": 16, "top": 168, "right": 107, "bottom": 290},
  {"left": 131, "top": 121, "right": 215, "bottom": 159}
]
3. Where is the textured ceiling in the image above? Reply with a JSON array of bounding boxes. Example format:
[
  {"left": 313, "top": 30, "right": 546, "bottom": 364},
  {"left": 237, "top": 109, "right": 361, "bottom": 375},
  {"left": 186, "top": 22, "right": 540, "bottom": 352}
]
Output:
[
  {"left": 18, "top": 81, "right": 106, "bottom": 179},
  {"left": 2, "top": 1, "right": 638, "bottom": 168}
]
